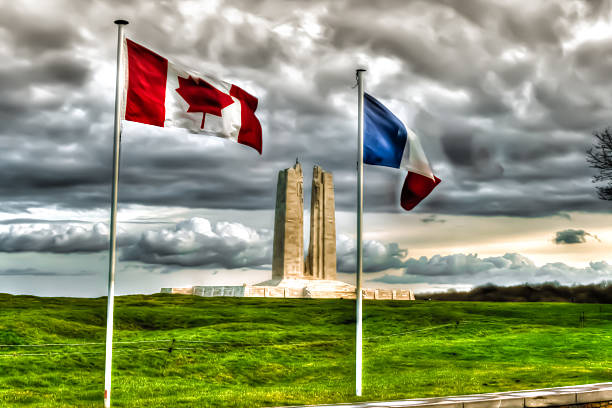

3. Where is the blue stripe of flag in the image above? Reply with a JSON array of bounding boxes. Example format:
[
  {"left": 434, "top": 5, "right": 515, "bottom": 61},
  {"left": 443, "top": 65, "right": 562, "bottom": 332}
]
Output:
[{"left": 363, "top": 93, "right": 407, "bottom": 169}]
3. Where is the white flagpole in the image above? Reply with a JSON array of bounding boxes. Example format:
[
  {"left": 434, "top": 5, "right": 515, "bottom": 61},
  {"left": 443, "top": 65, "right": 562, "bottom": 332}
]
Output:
[
  {"left": 104, "top": 19, "right": 128, "bottom": 408},
  {"left": 355, "top": 68, "right": 366, "bottom": 397}
]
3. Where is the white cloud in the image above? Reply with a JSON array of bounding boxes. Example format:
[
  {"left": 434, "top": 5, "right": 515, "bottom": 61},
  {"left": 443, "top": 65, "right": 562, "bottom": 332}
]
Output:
[
  {"left": 373, "top": 252, "right": 612, "bottom": 286},
  {"left": 0, "top": 222, "right": 134, "bottom": 253},
  {"left": 336, "top": 234, "right": 407, "bottom": 273},
  {"left": 120, "top": 217, "right": 273, "bottom": 269}
]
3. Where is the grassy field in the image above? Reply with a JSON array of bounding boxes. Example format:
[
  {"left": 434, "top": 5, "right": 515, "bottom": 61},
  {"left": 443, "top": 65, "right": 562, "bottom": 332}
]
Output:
[{"left": 0, "top": 294, "right": 611, "bottom": 407}]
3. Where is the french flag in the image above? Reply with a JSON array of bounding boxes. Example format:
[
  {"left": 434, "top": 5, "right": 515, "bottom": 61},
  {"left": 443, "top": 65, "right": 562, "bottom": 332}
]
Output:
[
  {"left": 123, "top": 39, "right": 262, "bottom": 154},
  {"left": 363, "top": 93, "right": 441, "bottom": 210}
]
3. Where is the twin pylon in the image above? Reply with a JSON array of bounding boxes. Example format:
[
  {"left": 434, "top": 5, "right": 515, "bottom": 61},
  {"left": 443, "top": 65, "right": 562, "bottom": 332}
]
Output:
[{"left": 272, "top": 161, "right": 337, "bottom": 281}]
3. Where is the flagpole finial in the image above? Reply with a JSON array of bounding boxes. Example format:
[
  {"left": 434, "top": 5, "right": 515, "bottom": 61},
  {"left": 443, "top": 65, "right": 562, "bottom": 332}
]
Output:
[
  {"left": 114, "top": 19, "right": 129, "bottom": 25},
  {"left": 356, "top": 69, "right": 366, "bottom": 82}
]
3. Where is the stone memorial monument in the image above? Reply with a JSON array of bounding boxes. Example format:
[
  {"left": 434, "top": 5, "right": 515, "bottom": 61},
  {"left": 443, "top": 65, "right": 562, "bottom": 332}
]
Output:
[{"left": 162, "top": 162, "right": 415, "bottom": 300}]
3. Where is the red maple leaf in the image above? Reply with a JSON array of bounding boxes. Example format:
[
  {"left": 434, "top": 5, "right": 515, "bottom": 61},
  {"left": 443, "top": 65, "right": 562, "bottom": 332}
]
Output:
[{"left": 175, "top": 75, "right": 235, "bottom": 129}]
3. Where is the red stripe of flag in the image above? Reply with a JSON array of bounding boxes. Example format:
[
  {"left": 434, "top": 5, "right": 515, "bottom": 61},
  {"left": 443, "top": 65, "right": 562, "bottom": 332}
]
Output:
[
  {"left": 229, "top": 84, "right": 263, "bottom": 154},
  {"left": 125, "top": 39, "right": 168, "bottom": 127},
  {"left": 400, "top": 173, "right": 441, "bottom": 211}
]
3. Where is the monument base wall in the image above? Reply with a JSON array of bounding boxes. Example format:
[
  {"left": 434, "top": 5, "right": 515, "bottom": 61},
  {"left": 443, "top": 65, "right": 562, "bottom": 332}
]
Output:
[{"left": 161, "top": 279, "right": 414, "bottom": 300}]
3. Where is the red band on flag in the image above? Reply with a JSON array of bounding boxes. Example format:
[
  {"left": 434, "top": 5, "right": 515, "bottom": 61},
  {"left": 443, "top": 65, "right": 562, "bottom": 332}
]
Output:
[
  {"left": 125, "top": 39, "right": 168, "bottom": 127},
  {"left": 400, "top": 173, "right": 441, "bottom": 211},
  {"left": 230, "top": 84, "right": 262, "bottom": 154}
]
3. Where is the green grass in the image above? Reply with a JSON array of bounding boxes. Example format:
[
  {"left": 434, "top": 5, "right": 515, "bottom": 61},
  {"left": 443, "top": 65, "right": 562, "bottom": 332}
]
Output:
[{"left": 0, "top": 294, "right": 611, "bottom": 407}]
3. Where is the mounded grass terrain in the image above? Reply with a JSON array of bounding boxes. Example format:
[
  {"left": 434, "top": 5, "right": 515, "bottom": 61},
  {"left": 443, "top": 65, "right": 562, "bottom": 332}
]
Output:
[{"left": 0, "top": 294, "right": 611, "bottom": 407}]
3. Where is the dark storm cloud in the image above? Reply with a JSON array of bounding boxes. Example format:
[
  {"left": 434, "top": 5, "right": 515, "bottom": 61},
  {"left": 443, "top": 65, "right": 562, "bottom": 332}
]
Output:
[
  {"left": 0, "top": 0, "right": 610, "bottom": 217},
  {"left": 0, "top": 54, "right": 90, "bottom": 93},
  {"left": 373, "top": 253, "right": 612, "bottom": 286},
  {"left": 0, "top": 4, "right": 84, "bottom": 56},
  {"left": 0, "top": 268, "right": 93, "bottom": 276},
  {"left": 216, "top": 21, "right": 291, "bottom": 69},
  {"left": 421, "top": 215, "right": 446, "bottom": 224},
  {"left": 553, "top": 229, "right": 600, "bottom": 245},
  {"left": 322, "top": 1, "right": 571, "bottom": 86},
  {"left": 0, "top": 219, "right": 90, "bottom": 225},
  {"left": 441, "top": 133, "right": 475, "bottom": 167}
]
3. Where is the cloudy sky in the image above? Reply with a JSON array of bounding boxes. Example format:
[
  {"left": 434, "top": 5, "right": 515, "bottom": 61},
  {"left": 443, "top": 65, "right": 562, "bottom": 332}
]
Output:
[{"left": 1, "top": 0, "right": 612, "bottom": 297}]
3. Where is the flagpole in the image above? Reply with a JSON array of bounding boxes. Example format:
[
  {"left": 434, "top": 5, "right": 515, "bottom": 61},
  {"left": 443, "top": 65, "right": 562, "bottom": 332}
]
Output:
[
  {"left": 355, "top": 68, "right": 366, "bottom": 397},
  {"left": 104, "top": 19, "right": 128, "bottom": 408}
]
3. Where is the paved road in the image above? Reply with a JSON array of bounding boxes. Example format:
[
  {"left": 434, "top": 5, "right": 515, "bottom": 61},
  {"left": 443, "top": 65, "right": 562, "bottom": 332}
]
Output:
[{"left": 271, "top": 382, "right": 612, "bottom": 408}]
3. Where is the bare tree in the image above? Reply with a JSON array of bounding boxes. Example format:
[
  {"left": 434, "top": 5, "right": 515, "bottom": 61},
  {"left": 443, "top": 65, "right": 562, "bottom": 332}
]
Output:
[{"left": 587, "top": 127, "right": 612, "bottom": 201}]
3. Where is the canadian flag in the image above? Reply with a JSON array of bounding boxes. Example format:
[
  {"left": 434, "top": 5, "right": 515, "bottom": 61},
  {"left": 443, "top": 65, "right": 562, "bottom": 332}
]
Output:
[{"left": 123, "top": 39, "right": 262, "bottom": 154}]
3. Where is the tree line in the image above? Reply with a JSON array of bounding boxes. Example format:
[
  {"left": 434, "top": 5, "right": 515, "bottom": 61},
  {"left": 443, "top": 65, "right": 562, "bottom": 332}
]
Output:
[{"left": 416, "top": 282, "right": 612, "bottom": 303}]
